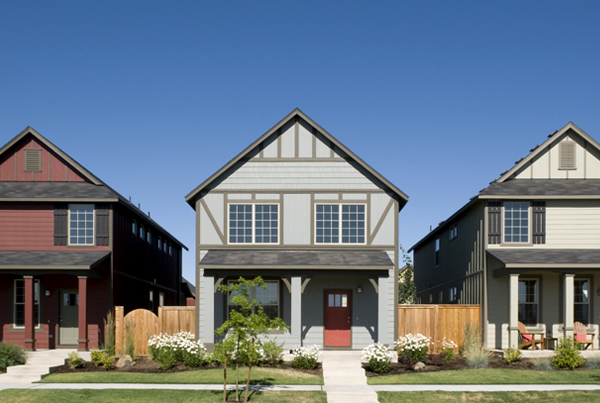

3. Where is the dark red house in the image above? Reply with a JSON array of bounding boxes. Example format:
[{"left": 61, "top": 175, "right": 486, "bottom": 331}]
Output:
[{"left": 0, "top": 127, "right": 187, "bottom": 351}]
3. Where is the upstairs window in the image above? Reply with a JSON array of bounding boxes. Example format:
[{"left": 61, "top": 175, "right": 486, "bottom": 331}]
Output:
[
  {"left": 158, "top": 237, "right": 162, "bottom": 250},
  {"left": 449, "top": 224, "right": 457, "bottom": 240},
  {"left": 69, "top": 204, "right": 94, "bottom": 245},
  {"left": 132, "top": 220, "right": 137, "bottom": 235},
  {"left": 146, "top": 230, "right": 151, "bottom": 243},
  {"left": 504, "top": 202, "right": 529, "bottom": 243},
  {"left": 315, "top": 204, "right": 365, "bottom": 244},
  {"left": 229, "top": 204, "right": 279, "bottom": 244},
  {"left": 139, "top": 225, "right": 145, "bottom": 239},
  {"left": 169, "top": 244, "right": 172, "bottom": 256}
]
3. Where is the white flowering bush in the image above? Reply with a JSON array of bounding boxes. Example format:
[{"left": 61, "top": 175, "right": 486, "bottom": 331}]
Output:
[
  {"left": 362, "top": 343, "right": 392, "bottom": 374},
  {"left": 291, "top": 345, "right": 320, "bottom": 370},
  {"left": 395, "top": 333, "right": 430, "bottom": 363},
  {"left": 147, "top": 332, "right": 207, "bottom": 369},
  {"left": 439, "top": 337, "right": 458, "bottom": 362}
]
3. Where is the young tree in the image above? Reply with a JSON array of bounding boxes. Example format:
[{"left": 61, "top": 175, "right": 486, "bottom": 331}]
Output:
[
  {"left": 216, "top": 276, "right": 288, "bottom": 402},
  {"left": 398, "top": 246, "right": 417, "bottom": 304}
]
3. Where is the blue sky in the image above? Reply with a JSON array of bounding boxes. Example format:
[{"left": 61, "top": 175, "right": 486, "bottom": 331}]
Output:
[{"left": 1, "top": 1, "right": 600, "bottom": 283}]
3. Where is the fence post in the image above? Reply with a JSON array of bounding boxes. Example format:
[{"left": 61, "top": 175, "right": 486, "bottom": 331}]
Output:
[{"left": 114, "top": 306, "right": 124, "bottom": 356}]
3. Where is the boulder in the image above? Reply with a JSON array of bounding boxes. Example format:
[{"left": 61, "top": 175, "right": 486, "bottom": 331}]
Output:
[
  {"left": 116, "top": 355, "right": 133, "bottom": 368},
  {"left": 413, "top": 361, "right": 426, "bottom": 370}
]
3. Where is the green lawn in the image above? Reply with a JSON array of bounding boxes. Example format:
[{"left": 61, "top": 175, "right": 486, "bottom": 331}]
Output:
[
  {"left": 378, "top": 391, "right": 600, "bottom": 403},
  {"left": 40, "top": 367, "right": 323, "bottom": 385},
  {"left": 368, "top": 369, "right": 600, "bottom": 384},
  {"left": 0, "top": 389, "right": 326, "bottom": 403}
]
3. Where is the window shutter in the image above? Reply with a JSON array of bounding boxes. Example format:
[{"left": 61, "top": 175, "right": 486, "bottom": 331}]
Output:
[
  {"left": 488, "top": 202, "right": 502, "bottom": 244},
  {"left": 532, "top": 202, "right": 546, "bottom": 244},
  {"left": 559, "top": 142, "right": 576, "bottom": 170},
  {"left": 54, "top": 204, "right": 68, "bottom": 245},
  {"left": 95, "top": 204, "right": 110, "bottom": 246}
]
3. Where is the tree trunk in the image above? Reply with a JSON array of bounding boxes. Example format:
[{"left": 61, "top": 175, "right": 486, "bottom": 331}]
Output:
[
  {"left": 244, "top": 344, "right": 253, "bottom": 402},
  {"left": 223, "top": 346, "right": 227, "bottom": 402}
]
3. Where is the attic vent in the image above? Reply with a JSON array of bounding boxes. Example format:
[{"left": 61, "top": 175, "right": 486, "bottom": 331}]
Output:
[
  {"left": 559, "top": 141, "right": 576, "bottom": 170},
  {"left": 24, "top": 149, "right": 42, "bottom": 173}
]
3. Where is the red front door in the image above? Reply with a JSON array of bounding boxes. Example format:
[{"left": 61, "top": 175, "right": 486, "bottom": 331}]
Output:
[{"left": 324, "top": 290, "right": 352, "bottom": 347}]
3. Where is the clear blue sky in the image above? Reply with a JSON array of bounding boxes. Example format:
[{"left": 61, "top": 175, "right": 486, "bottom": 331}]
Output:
[{"left": 2, "top": 1, "right": 599, "bottom": 283}]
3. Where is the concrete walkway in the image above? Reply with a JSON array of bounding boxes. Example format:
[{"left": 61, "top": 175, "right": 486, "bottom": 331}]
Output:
[
  {"left": 0, "top": 349, "right": 91, "bottom": 384},
  {"left": 321, "top": 350, "right": 378, "bottom": 403}
]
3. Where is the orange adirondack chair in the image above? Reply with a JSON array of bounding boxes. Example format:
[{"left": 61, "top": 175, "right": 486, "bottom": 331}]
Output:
[{"left": 518, "top": 321, "right": 543, "bottom": 350}]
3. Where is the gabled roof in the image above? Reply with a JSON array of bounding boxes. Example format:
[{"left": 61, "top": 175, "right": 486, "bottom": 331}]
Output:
[
  {"left": 185, "top": 109, "right": 409, "bottom": 207},
  {"left": 1, "top": 127, "right": 187, "bottom": 250}
]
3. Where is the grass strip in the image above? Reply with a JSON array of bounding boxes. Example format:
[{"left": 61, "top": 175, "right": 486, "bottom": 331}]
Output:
[
  {"left": 368, "top": 368, "right": 600, "bottom": 385},
  {"left": 378, "top": 391, "right": 600, "bottom": 403},
  {"left": 0, "top": 389, "right": 327, "bottom": 403},
  {"left": 39, "top": 367, "right": 323, "bottom": 385}
]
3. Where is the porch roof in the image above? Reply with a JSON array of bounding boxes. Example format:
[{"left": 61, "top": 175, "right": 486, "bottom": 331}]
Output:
[
  {"left": 488, "top": 249, "right": 600, "bottom": 276},
  {"left": 200, "top": 249, "right": 393, "bottom": 269},
  {"left": 0, "top": 250, "right": 110, "bottom": 270}
]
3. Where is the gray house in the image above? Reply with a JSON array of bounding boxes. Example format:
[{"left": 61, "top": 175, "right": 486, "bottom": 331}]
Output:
[
  {"left": 411, "top": 122, "right": 600, "bottom": 349},
  {"left": 185, "top": 109, "right": 408, "bottom": 349}
]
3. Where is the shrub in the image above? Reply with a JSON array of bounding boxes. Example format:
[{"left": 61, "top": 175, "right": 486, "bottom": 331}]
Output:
[
  {"left": 464, "top": 347, "right": 490, "bottom": 368},
  {"left": 531, "top": 356, "right": 553, "bottom": 371},
  {"left": 291, "top": 345, "right": 320, "bottom": 370},
  {"left": 147, "top": 332, "right": 207, "bottom": 369},
  {"left": 261, "top": 339, "right": 284, "bottom": 365},
  {"left": 395, "top": 334, "right": 430, "bottom": 363},
  {"left": 154, "top": 348, "right": 176, "bottom": 370},
  {"left": 584, "top": 355, "right": 600, "bottom": 369},
  {"left": 553, "top": 336, "right": 584, "bottom": 370},
  {"left": 362, "top": 343, "right": 393, "bottom": 374},
  {"left": 461, "top": 323, "right": 481, "bottom": 355},
  {"left": 503, "top": 347, "right": 522, "bottom": 363},
  {"left": 68, "top": 351, "right": 84, "bottom": 369},
  {"left": 439, "top": 338, "right": 457, "bottom": 362},
  {"left": 0, "top": 342, "right": 26, "bottom": 368},
  {"left": 102, "top": 311, "right": 115, "bottom": 356},
  {"left": 90, "top": 350, "right": 113, "bottom": 370}
]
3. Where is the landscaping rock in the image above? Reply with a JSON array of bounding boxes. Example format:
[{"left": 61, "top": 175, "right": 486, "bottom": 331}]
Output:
[
  {"left": 116, "top": 355, "right": 133, "bottom": 368},
  {"left": 413, "top": 361, "right": 426, "bottom": 370}
]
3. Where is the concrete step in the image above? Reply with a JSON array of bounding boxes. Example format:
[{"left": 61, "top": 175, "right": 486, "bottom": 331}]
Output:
[
  {"left": 7, "top": 364, "right": 62, "bottom": 375},
  {"left": 0, "top": 373, "right": 44, "bottom": 383},
  {"left": 326, "top": 391, "right": 379, "bottom": 403}
]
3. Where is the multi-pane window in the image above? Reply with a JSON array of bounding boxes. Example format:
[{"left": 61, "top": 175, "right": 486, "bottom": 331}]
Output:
[
  {"left": 228, "top": 280, "right": 280, "bottom": 319},
  {"left": 315, "top": 204, "right": 365, "bottom": 244},
  {"left": 518, "top": 279, "right": 538, "bottom": 326},
  {"left": 229, "top": 204, "right": 279, "bottom": 244},
  {"left": 449, "top": 224, "right": 457, "bottom": 240},
  {"left": 14, "top": 279, "right": 40, "bottom": 328},
  {"left": 69, "top": 204, "right": 94, "bottom": 245},
  {"left": 435, "top": 237, "right": 440, "bottom": 267},
  {"left": 449, "top": 286, "right": 457, "bottom": 302},
  {"left": 504, "top": 202, "right": 529, "bottom": 243},
  {"left": 575, "top": 279, "right": 590, "bottom": 325}
]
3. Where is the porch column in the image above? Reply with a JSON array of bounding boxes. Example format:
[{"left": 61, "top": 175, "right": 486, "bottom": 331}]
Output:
[
  {"left": 78, "top": 276, "right": 88, "bottom": 351},
  {"left": 23, "top": 276, "right": 36, "bottom": 351},
  {"left": 378, "top": 275, "right": 390, "bottom": 345},
  {"left": 203, "top": 273, "right": 214, "bottom": 344},
  {"left": 290, "top": 276, "right": 301, "bottom": 345},
  {"left": 564, "top": 274, "right": 575, "bottom": 338},
  {"left": 508, "top": 273, "right": 519, "bottom": 348}
]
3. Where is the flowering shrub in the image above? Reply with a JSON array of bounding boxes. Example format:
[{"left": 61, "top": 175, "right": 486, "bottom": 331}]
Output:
[
  {"left": 440, "top": 338, "right": 458, "bottom": 362},
  {"left": 291, "top": 345, "right": 320, "bottom": 370},
  {"left": 395, "top": 333, "right": 430, "bottom": 363},
  {"left": 362, "top": 343, "right": 392, "bottom": 374},
  {"left": 147, "top": 332, "right": 207, "bottom": 369}
]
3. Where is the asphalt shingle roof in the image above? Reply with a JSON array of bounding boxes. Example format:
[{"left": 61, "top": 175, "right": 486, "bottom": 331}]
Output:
[
  {"left": 0, "top": 250, "right": 110, "bottom": 268},
  {"left": 200, "top": 249, "right": 393, "bottom": 267},
  {"left": 480, "top": 179, "right": 600, "bottom": 196},
  {"left": 0, "top": 182, "right": 120, "bottom": 199},
  {"left": 487, "top": 249, "right": 600, "bottom": 265}
]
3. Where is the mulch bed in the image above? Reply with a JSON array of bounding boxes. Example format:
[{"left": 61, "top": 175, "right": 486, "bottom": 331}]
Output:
[
  {"left": 364, "top": 352, "right": 544, "bottom": 376},
  {"left": 53, "top": 357, "right": 322, "bottom": 377}
]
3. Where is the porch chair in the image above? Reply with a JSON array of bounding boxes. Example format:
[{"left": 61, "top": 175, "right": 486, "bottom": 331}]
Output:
[
  {"left": 518, "top": 321, "right": 543, "bottom": 350},
  {"left": 574, "top": 321, "right": 594, "bottom": 350}
]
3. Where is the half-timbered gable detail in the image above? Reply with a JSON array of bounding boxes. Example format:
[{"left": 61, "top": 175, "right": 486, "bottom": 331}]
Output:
[
  {"left": 186, "top": 109, "right": 408, "bottom": 350},
  {"left": 412, "top": 122, "right": 600, "bottom": 350},
  {"left": 0, "top": 127, "right": 186, "bottom": 351}
]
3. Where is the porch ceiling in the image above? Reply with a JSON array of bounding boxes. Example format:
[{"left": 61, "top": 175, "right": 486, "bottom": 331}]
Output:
[
  {"left": 0, "top": 250, "right": 110, "bottom": 270},
  {"left": 488, "top": 249, "right": 600, "bottom": 277},
  {"left": 199, "top": 249, "right": 394, "bottom": 269}
]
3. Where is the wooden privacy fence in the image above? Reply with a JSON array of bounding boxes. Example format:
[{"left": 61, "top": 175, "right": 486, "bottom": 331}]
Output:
[
  {"left": 398, "top": 305, "right": 480, "bottom": 354},
  {"left": 115, "top": 306, "right": 195, "bottom": 356}
]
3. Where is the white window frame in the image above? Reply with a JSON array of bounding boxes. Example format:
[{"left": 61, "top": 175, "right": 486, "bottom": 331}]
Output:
[
  {"left": 518, "top": 278, "right": 539, "bottom": 326},
  {"left": 574, "top": 278, "right": 590, "bottom": 325},
  {"left": 13, "top": 279, "right": 41, "bottom": 329},
  {"left": 314, "top": 203, "right": 367, "bottom": 245},
  {"left": 227, "top": 279, "right": 280, "bottom": 319},
  {"left": 68, "top": 204, "right": 95, "bottom": 246},
  {"left": 228, "top": 203, "right": 280, "bottom": 245},
  {"left": 503, "top": 202, "right": 531, "bottom": 244}
]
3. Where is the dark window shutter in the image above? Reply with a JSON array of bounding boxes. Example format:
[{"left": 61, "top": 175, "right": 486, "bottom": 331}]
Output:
[
  {"left": 95, "top": 204, "right": 110, "bottom": 246},
  {"left": 532, "top": 202, "right": 546, "bottom": 244},
  {"left": 54, "top": 204, "right": 68, "bottom": 245},
  {"left": 488, "top": 202, "right": 502, "bottom": 244}
]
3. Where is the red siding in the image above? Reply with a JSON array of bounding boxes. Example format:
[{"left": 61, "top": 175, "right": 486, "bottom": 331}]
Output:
[
  {"left": 0, "top": 135, "right": 85, "bottom": 183},
  {"left": 0, "top": 203, "right": 109, "bottom": 251}
]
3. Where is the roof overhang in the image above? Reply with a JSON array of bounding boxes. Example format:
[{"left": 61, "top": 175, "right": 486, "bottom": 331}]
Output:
[
  {"left": 0, "top": 251, "right": 110, "bottom": 271},
  {"left": 488, "top": 249, "right": 600, "bottom": 277}
]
